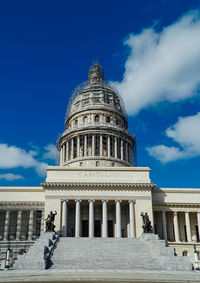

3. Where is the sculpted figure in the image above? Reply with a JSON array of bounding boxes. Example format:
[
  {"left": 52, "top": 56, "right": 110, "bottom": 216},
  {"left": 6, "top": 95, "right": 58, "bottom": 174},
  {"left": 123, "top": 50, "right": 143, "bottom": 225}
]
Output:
[
  {"left": 45, "top": 211, "right": 57, "bottom": 232},
  {"left": 141, "top": 212, "right": 153, "bottom": 233}
]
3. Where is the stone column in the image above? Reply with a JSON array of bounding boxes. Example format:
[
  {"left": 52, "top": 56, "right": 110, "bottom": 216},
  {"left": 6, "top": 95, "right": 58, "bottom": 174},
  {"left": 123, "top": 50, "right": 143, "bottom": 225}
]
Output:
[
  {"left": 102, "top": 200, "right": 108, "bottom": 237},
  {"left": 173, "top": 211, "right": 180, "bottom": 242},
  {"left": 63, "top": 143, "right": 66, "bottom": 164},
  {"left": 66, "top": 141, "right": 68, "bottom": 161},
  {"left": 75, "top": 200, "right": 81, "bottom": 237},
  {"left": 197, "top": 212, "right": 200, "bottom": 242},
  {"left": 89, "top": 200, "right": 95, "bottom": 237},
  {"left": 121, "top": 139, "right": 123, "bottom": 160},
  {"left": 71, "top": 138, "right": 74, "bottom": 159},
  {"left": 84, "top": 135, "right": 87, "bottom": 156},
  {"left": 3, "top": 210, "right": 10, "bottom": 241},
  {"left": 40, "top": 210, "right": 44, "bottom": 234},
  {"left": 129, "top": 201, "right": 135, "bottom": 238},
  {"left": 185, "top": 212, "right": 192, "bottom": 242},
  {"left": 60, "top": 147, "right": 63, "bottom": 165},
  {"left": 114, "top": 137, "right": 117, "bottom": 158},
  {"left": 77, "top": 136, "right": 80, "bottom": 158},
  {"left": 16, "top": 210, "right": 22, "bottom": 241},
  {"left": 100, "top": 135, "right": 103, "bottom": 156},
  {"left": 92, "top": 135, "right": 95, "bottom": 156},
  {"left": 28, "top": 210, "right": 34, "bottom": 240},
  {"left": 107, "top": 136, "right": 110, "bottom": 157},
  {"left": 162, "top": 211, "right": 168, "bottom": 242},
  {"left": 115, "top": 200, "right": 121, "bottom": 238},
  {"left": 62, "top": 200, "right": 68, "bottom": 237}
]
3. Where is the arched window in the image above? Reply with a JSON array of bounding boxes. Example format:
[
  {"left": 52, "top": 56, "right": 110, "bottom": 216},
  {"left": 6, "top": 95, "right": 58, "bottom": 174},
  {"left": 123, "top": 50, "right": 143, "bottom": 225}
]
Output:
[
  {"left": 75, "top": 119, "right": 78, "bottom": 127},
  {"left": 106, "top": 116, "right": 110, "bottom": 123},
  {"left": 94, "top": 115, "right": 99, "bottom": 123},
  {"left": 96, "top": 161, "right": 99, "bottom": 167},
  {"left": 182, "top": 251, "right": 188, "bottom": 256},
  {"left": 83, "top": 116, "right": 88, "bottom": 124},
  {"left": 116, "top": 119, "right": 119, "bottom": 125},
  {"left": 80, "top": 162, "right": 83, "bottom": 167}
]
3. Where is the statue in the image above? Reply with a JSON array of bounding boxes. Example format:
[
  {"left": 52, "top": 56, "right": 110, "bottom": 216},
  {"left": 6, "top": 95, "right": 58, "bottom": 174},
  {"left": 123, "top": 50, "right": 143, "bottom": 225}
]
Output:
[
  {"left": 45, "top": 211, "right": 57, "bottom": 232},
  {"left": 141, "top": 212, "right": 153, "bottom": 233}
]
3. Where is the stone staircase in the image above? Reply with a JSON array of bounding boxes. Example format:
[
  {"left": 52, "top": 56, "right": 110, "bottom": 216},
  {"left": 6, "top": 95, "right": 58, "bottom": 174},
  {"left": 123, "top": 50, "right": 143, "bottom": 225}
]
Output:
[{"left": 50, "top": 234, "right": 191, "bottom": 271}]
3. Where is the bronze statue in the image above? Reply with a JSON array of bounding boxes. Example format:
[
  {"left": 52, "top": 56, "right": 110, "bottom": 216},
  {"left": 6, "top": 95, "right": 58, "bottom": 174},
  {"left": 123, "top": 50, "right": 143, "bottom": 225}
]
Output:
[
  {"left": 141, "top": 212, "right": 153, "bottom": 233},
  {"left": 45, "top": 211, "right": 57, "bottom": 232}
]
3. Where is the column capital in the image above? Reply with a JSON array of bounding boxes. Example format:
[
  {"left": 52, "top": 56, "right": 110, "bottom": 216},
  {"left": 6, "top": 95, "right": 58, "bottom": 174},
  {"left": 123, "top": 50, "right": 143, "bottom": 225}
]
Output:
[
  {"left": 88, "top": 199, "right": 95, "bottom": 203},
  {"left": 62, "top": 199, "right": 68, "bottom": 203},
  {"left": 102, "top": 200, "right": 108, "bottom": 203},
  {"left": 128, "top": 200, "right": 136, "bottom": 204},
  {"left": 75, "top": 199, "right": 82, "bottom": 203},
  {"left": 115, "top": 200, "right": 122, "bottom": 203}
]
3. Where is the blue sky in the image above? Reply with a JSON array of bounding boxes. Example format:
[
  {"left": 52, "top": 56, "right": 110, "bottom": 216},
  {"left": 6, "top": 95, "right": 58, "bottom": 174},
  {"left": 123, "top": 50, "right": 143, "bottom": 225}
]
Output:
[{"left": 0, "top": 0, "right": 200, "bottom": 188}]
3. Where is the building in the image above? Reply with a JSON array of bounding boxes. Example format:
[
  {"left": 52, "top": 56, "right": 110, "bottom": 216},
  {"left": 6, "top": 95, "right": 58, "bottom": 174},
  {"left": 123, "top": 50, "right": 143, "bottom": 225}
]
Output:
[{"left": 0, "top": 63, "right": 200, "bottom": 269}]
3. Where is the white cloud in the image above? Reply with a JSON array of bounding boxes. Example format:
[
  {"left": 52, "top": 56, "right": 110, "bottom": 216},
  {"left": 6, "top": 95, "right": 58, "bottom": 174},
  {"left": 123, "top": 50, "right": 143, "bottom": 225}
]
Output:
[
  {"left": 43, "top": 144, "right": 57, "bottom": 160},
  {"left": 0, "top": 173, "right": 24, "bottom": 181},
  {"left": 114, "top": 10, "right": 200, "bottom": 115},
  {"left": 146, "top": 112, "right": 200, "bottom": 163},
  {"left": 0, "top": 144, "right": 48, "bottom": 176}
]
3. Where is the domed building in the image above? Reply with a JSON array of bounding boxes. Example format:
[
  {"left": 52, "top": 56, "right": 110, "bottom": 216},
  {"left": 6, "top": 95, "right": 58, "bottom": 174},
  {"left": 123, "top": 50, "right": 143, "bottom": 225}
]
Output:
[
  {"left": 0, "top": 63, "right": 200, "bottom": 276},
  {"left": 57, "top": 63, "right": 136, "bottom": 168}
]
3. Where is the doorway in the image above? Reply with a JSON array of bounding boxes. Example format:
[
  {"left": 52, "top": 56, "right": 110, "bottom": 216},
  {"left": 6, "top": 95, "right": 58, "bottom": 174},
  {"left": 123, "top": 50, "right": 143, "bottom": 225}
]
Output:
[
  {"left": 94, "top": 220, "right": 101, "bottom": 237},
  {"left": 108, "top": 220, "right": 114, "bottom": 237},
  {"left": 82, "top": 220, "right": 88, "bottom": 237}
]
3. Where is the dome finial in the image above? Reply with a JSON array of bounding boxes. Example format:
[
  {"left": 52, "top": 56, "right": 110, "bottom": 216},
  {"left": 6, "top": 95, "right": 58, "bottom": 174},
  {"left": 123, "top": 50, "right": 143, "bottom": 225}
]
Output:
[{"left": 88, "top": 61, "right": 104, "bottom": 84}]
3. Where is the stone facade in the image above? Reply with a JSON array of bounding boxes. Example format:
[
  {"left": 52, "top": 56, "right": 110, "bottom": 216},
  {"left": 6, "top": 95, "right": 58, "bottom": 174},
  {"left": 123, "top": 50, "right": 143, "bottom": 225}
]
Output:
[{"left": 0, "top": 63, "right": 200, "bottom": 269}]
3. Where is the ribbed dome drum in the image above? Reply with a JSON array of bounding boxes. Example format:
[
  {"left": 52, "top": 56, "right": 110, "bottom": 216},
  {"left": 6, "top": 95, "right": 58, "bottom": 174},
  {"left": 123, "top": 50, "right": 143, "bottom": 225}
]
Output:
[{"left": 57, "top": 63, "right": 136, "bottom": 167}]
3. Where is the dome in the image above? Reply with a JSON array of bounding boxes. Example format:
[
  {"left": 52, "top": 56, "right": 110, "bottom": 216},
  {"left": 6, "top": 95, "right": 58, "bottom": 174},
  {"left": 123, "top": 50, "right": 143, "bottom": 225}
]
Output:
[{"left": 57, "top": 63, "right": 136, "bottom": 168}]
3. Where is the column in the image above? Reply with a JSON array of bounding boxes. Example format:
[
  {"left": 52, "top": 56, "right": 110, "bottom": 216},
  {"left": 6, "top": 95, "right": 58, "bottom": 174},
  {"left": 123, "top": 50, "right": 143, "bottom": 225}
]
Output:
[
  {"left": 28, "top": 210, "right": 34, "bottom": 240},
  {"left": 102, "top": 200, "right": 108, "bottom": 237},
  {"left": 121, "top": 139, "right": 123, "bottom": 160},
  {"left": 66, "top": 141, "right": 68, "bottom": 161},
  {"left": 100, "top": 135, "right": 103, "bottom": 156},
  {"left": 114, "top": 137, "right": 117, "bottom": 158},
  {"left": 60, "top": 147, "right": 63, "bottom": 165},
  {"left": 84, "top": 135, "right": 87, "bottom": 156},
  {"left": 77, "top": 136, "right": 80, "bottom": 158},
  {"left": 62, "top": 200, "right": 68, "bottom": 237},
  {"left": 197, "top": 212, "right": 200, "bottom": 242},
  {"left": 89, "top": 200, "right": 94, "bottom": 237},
  {"left": 115, "top": 200, "right": 121, "bottom": 238},
  {"left": 92, "top": 135, "right": 95, "bottom": 156},
  {"left": 162, "top": 211, "right": 168, "bottom": 242},
  {"left": 16, "top": 210, "right": 22, "bottom": 241},
  {"left": 3, "top": 210, "right": 10, "bottom": 241},
  {"left": 107, "top": 136, "right": 110, "bottom": 157},
  {"left": 173, "top": 211, "right": 180, "bottom": 242},
  {"left": 125, "top": 142, "right": 128, "bottom": 162},
  {"left": 71, "top": 138, "right": 74, "bottom": 159},
  {"left": 75, "top": 200, "right": 81, "bottom": 237},
  {"left": 40, "top": 210, "right": 44, "bottom": 234},
  {"left": 63, "top": 143, "right": 66, "bottom": 164},
  {"left": 185, "top": 212, "right": 192, "bottom": 242},
  {"left": 129, "top": 201, "right": 135, "bottom": 238}
]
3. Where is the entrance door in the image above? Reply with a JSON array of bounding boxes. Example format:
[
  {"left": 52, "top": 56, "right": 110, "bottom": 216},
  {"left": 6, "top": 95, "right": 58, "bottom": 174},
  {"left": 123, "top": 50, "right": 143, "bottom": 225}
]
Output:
[
  {"left": 82, "top": 220, "right": 88, "bottom": 237},
  {"left": 108, "top": 220, "right": 114, "bottom": 237},
  {"left": 94, "top": 220, "right": 101, "bottom": 237}
]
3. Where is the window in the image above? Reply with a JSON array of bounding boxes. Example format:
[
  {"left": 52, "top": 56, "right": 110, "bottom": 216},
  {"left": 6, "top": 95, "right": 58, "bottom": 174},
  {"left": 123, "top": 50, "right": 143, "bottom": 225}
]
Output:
[
  {"left": 83, "top": 116, "right": 88, "bottom": 124},
  {"left": 75, "top": 119, "right": 78, "bottom": 127},
  {"left": 96, "top": 161, "right": 99, "bottom": 167},
  {"left": 106, "top": 116, "right": 110, "bottom": 123},
  {"left": 112, "top": 162, "right": 115, "bottom": 167},
  {"left": 94, "top": 115, "right": 99, "bottom": 123},
  {"left": 182, "top": 251, "right": 188, "bottom": 256},
  {"left": 80, "top": 162, "right": 83, "bottom": 167}
]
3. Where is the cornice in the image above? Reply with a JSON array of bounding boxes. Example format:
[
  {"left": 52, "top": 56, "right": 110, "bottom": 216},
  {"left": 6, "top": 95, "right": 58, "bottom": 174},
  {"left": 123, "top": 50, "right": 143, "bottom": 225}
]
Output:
[
  {"left": 153, "top": 202, "right": 200, "bottom": 208},
  {"left": 41, "top": 182, "right": 155, "bottom": 190},
  {"left": 0, "top": 201, "right": 45, "bottom": 210}
]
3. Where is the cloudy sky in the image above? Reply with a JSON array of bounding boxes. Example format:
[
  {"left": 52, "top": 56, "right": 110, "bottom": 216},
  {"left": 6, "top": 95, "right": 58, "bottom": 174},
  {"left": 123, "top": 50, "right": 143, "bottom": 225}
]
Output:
[{"left": 0, "top": 0, "right": 200, "bottom": 188}]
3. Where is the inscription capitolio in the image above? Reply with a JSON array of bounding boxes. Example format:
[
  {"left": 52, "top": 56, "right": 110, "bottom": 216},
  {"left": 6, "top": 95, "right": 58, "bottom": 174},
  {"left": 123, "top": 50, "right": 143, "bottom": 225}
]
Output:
[{"left": 79, "top": 171, "right": 118, "bottom": 178}]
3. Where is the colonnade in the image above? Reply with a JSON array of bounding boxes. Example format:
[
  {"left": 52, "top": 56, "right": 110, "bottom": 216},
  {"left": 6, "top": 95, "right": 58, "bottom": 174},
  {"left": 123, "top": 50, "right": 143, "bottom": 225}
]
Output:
[
  {"left": 61, "top": 200, "right": 135, "bottom": 238},
  {"left": 155, "top": 210, "right": 200, "bottom": 243},
  {"left": 0, "top": 209, "right": 44, "bottom": 241},
  {"left": 60, "top": 134, "right": 133, "bottom": 165}
]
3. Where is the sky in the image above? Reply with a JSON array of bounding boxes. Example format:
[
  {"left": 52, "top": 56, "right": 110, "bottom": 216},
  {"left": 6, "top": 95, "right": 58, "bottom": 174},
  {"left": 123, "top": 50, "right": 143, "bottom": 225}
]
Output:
[{"left": 0, "top": 0, "right": 200, "bottom": 188}]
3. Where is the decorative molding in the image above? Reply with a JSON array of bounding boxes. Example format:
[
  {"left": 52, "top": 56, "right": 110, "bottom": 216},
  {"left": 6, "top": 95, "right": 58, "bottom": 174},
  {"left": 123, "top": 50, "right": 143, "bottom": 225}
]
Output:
[
  {"left": 0, "top": 201, "right": 45, "bottom": 210},
  {"left": 153, "top": 202, "right": 200, "bottom": 208}
]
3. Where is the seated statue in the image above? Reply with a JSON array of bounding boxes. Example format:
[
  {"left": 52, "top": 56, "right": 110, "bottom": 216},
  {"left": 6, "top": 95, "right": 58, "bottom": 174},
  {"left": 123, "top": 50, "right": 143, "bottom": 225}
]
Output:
[
  {"left": 45, "top": 211, "right": 57, "bottom": 232},
  {"left": 141, "top": 212, "right": 153, "bottom": 233}
]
